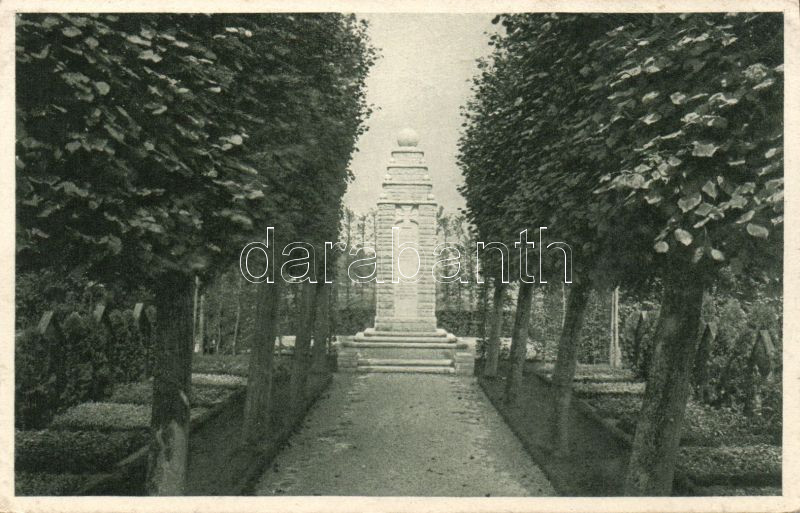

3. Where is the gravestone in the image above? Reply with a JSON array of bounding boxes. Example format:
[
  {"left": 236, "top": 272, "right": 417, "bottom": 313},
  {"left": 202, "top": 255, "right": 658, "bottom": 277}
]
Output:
[{"left": 338, "top": 129, "right": 472, "bottom": 375}]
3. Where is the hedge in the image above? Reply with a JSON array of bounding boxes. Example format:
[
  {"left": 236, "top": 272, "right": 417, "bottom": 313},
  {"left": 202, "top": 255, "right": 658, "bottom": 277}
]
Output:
[
  {"left": 192, "top": 354, "right": 250, "bottom": 377},
  {"left": 677, "top": 445, "right": 781, "bottom": 486},
  {"left": 15, "top": 429, "right": 147, "bottom": 473},
  {"left": 15, "top": 306, "right": 152, "bottom": 429},
  {"left": 692, "top": 485, "right": 781, "bottom": 496},
  {"left": 574, "top": 382, "right": 646, "bottom": 396},
  {"left": 582, "top": 393, "right": 776, "bottom": 447},
  {"left": 191, "top": 373, "right": 246, "bottom": 388},
  {"left": 108, "top": 381, "right": 235, "bottom": 407},
  {"left": 15, "top": 471, "right": 95, "bottom": 496},
  {"left": 50, "top": 402, "right": 208, "bottom": 431}
]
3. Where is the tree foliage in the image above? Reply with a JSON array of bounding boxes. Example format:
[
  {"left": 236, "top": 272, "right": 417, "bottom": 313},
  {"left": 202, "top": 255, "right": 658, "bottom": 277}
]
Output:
[{"left": 17, "top": 13, "right": 375, "bottom": 290}]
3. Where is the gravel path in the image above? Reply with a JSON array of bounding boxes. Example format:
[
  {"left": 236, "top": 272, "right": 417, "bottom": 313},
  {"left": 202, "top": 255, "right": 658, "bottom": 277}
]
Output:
[{"left": 253, "top": 373, "right": 555, "bottom": 496}]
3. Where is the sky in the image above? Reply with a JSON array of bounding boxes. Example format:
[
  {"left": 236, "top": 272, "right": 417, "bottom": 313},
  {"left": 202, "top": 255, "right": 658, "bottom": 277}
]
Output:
[{"left": 342, "top": 13, "right": 498, "bottom": 216}]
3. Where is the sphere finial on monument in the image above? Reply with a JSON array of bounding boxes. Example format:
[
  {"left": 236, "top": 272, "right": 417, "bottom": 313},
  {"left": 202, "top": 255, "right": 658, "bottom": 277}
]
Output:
[{"left": 396, "top": 127, "right": 420, "bottom": 147}]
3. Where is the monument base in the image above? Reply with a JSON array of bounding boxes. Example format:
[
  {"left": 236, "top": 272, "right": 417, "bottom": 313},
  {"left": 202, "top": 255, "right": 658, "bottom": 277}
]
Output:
[
  {"left": 337, "top": 327, "right": 473, "bottom": 375},
  {"left": 373, "top": 316, "right": 438, "bottom": 333}
]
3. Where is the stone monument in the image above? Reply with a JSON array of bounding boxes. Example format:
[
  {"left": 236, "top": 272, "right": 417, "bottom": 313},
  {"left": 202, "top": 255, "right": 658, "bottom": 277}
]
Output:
[{"left": 338, "top": 129, "right": 472, "bottom": 375}]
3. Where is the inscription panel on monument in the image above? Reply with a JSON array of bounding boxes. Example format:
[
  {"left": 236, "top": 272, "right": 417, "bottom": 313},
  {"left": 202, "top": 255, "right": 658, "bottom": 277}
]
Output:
[{"left": 394, "top": 205, "right": 419, "bottom": 318}]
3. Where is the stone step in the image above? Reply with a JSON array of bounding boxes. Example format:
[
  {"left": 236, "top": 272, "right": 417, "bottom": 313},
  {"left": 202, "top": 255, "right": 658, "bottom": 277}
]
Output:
[
  {"left": 360, "top": 358, "right": 454, "bottom": 367},
  {"left": 346, "top": 346, "right": 455, "bottom": 360},
  {"left": 354, "top": 334, "right": 458, "bottom": 344},
  {"left": 364, "top": 329, "right": 448, "bottom": 338},
  {"left": 344, "top": 341, "right": 459, "bottom": 349},
  {"left": 356, "top": 365, "right": 455, "bottom": 374}
]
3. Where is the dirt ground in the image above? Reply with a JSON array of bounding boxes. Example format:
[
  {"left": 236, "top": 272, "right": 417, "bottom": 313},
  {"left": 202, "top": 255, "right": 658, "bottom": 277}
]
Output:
[{"left": 254, "top": 373, "right": 555, "bottom": 496}]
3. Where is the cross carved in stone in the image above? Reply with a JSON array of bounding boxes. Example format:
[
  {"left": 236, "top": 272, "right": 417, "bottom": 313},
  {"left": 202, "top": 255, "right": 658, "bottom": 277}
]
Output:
[{"left": 394, "top": 205, "right": 419, "bottom": 227}]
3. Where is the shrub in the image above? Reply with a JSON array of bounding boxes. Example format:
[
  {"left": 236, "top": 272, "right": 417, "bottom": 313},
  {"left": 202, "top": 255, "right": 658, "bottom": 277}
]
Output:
[
  {"left": 106, "top": 382, "right": 152, "bottom": 405},
  {"left": 574, "top": 381, "right": 646, "bottom": 396},
  {"left": 192, "top": 354, "right": 250, "bottom": 377},
  {"left": 15, "top": 305, "right": 155, "bottom": 429},
  {"left": 700, "top": 294, "right": 782, "bottom": 417},
  {"left": 677, "top": 445, "right": 781, "bottom": 486},
  {"left": 108, "top": 381, "right": 235, "bottom": 407},
  {"left": 15, "top": 471, "right": 93, "bottom": 496},
  {"left": 15, "top": 328, "right": 59, "bottom": 428},
  {"left": 51, "top": 402, "right": 150, "bottom": 431},
  {"left": 50, "top": 402, "right": 208, "bottom": 431},
  {"left": 582, "top": 393, "right": 778, "bottom": 448},
  {"left": 692, "top": 485, "right": 781, "bottom": 496},
  {"left": 107, "top": 309, "right": 151, "bottom": 383},
  {"left": 536, "top": 363, "right": 636, "bottom": 382},
  {"left": 191, "top": 373, "right": 246, "bottom": 388},
  {"left": 680, "top": 402, "right": 775, "bottom": 447},
  {"left": 15, "top": 429, "right": 147, "bottom": 473}
]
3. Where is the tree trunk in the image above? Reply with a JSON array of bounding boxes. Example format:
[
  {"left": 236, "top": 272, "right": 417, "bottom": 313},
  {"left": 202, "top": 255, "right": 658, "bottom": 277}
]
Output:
[
  {"left": 290, "top": 281, "right": 319, "bottom": 410},
  {"left": 231, "top": 276, "right": 242, "bottom": 355},
  {"left": 196, "top": 292, "right": 206, "bottom": 353},
  {"left": 483, "top": 280, "right": 506, "bottom": 378},
  {"left": 242, "top": 277, "right": 283, "bottom": 445},
  {"left": 192, "top": 276, "right": 200, "bottom": 353},
  {"left": 624, "top": 272, "right": 705, "bottom": 496},
  {"left": 550, "top": 280, "right": 591, "bottom": 457},
  {"left": 631, "top": 311, "right": 644, "bottom": 373},
  {"left": 478, "top": 280, "right": 490, "bottom": 341},
  {"left": 504, "top": 281, "right": 534, "bottom": 403},
  {"left": 610, "top": 286, "right": 622, "bottom": 368},
  {"left": 146, "top": 274, "right": 193, "bottom": 495},
  {"left": 311, "top": 280, "right": 331, "bottom": 373},
  {"left": 215, "top": 284, "right": 223, "bottom": 354},
  {"left": 692, "top": 322, "right": 716, "bottom": 403}
]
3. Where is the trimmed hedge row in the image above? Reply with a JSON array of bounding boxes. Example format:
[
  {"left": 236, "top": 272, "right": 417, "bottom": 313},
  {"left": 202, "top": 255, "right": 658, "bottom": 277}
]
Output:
[
  {"left": 108, "top": 381, "right": 235, "bottom": 407},
  {"left": 548, "top": 364, "right": 781, "bottom": 492},
  {"left": 50, "top": 402, "right": 208, "bottom": 431},
  {"left": 574, "top": 382, "right": 645, "bottom": 396},
  {"left": 584, "top": 393, "right": 777, "bottom": 447},
  {"left": 678, "top": 445, "right": 781, "bottom": 486},
  {"left": 332, "top": 307, "right": 516, "bottom": 338},
  {"left": 192, "top": 354, "right": 250, "bottom": 377},
  {"left": 15, "top": 471, "right": 93, "bottom": 496},
  {"left": 191, "top": 373, "right": 246, "bottom": 388},
  {"left": 15, "top": 429, "right": 147, "bottom": 473}
]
